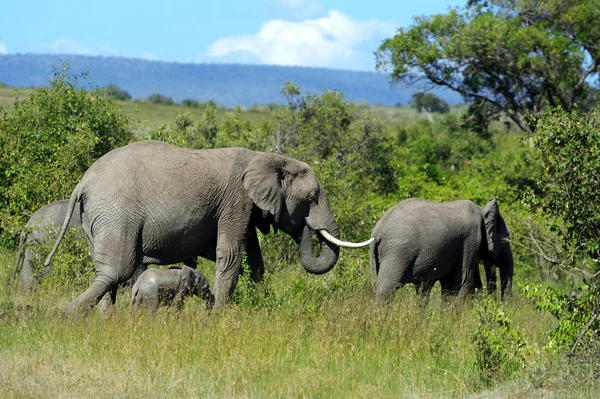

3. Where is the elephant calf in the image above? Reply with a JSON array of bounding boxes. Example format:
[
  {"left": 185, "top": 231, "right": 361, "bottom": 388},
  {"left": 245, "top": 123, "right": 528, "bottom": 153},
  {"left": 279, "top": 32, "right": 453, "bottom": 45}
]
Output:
[
  {"left": 131, "top": 266, "right": 214, "bottom": 310},
  {"left": 370, "top": 198, "right": 513, "bottom": 302}
]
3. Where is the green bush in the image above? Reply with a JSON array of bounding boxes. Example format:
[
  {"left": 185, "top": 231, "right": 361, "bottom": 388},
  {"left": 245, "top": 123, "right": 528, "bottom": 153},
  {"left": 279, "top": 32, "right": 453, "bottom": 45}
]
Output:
[
  {"left": 147, "top": 93, "right": 174, "bottom": 105},
  {"left": 104, "top": 83, "right": 132, "bottom": 101},
  {"left": 471, "top": 298, "right": 531, "bottom": 386},
  {"left": 182, "top": 99, "right": 199, "bottom": 107},
  {"left": 0, "top": 65, "right": 133, "bottom": 247}
]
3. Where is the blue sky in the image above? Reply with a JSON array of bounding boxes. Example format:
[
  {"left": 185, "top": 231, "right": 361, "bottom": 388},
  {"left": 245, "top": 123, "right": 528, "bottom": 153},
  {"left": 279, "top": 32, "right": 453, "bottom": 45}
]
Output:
[{"left": 1, "top": 0, "right": 465, "bottom": 71}]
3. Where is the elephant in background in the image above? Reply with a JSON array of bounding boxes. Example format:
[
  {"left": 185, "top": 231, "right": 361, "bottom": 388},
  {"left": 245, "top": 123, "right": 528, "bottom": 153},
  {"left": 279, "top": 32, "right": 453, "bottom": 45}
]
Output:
[
  {"left": 44, "top": 140, "right": 372, "bottom": 312},
  {"left": 10, "top": 200, "right": 81, "bottom": 290},
  {"left": 370, "top": 198, "right": 513, "bottom": 302},
  {"left": 131, "top": 265, "right": 214, "bottom": 310}
]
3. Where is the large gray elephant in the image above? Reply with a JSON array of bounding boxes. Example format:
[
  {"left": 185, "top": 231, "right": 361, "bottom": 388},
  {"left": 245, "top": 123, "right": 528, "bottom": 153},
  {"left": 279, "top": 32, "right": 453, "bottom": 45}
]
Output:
[
  {"left": 131, "top": 265, "right": 214, "bottom": 310},
  {"left": 44, "top": 140, "right": 372, "bottom": 312},
  {"left": 10, "top": 200, "right": 82, "bottom": 290},
  {"left": 370, "top": 198, "right": 513, "bottom": 301}
]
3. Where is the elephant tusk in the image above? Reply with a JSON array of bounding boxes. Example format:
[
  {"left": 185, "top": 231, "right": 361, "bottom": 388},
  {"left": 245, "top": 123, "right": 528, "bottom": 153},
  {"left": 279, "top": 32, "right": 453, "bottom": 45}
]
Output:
[{"left": 318, "top": 229, "right": 373, "bottom": 248}]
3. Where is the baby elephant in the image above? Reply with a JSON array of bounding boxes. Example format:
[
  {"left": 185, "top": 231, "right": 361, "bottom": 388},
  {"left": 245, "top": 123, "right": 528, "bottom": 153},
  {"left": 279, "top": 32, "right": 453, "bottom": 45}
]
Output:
[{"left": 131, "top": 265, "right": 214, "bottom": 310}]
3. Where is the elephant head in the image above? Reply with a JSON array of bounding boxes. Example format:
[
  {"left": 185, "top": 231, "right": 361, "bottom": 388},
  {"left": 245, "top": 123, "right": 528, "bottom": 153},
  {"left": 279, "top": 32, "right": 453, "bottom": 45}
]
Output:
[
  {"left": 179, "top": 265, "right": 215, "bottom": 307},
  {"left": 243, "top": 153, "right": 372, "bottom": 275},
  {"left": 482, "top": 199, "right": 513, "bottom": 299}
]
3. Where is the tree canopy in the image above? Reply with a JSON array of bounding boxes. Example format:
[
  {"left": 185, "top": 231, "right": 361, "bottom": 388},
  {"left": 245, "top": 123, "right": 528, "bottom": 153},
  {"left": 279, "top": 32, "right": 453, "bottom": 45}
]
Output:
[{"left": 375, "top": 0, "right": 600, "bottom": 132}]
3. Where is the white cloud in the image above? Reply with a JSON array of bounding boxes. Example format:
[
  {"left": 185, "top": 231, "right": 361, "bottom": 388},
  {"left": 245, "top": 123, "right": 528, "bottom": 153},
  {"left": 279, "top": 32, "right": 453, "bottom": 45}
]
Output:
[
  {"left": 203, "top": 10, "right": 395, "bottom": 70},
  {"left": 141, "top": 51, "right": 159, "bottom": 61},
  {"left": 0, "top": 42, "right": 7, "bottom": 54},
  {"left": 49, "top": 39, "right": 120, "bottom": 56}
]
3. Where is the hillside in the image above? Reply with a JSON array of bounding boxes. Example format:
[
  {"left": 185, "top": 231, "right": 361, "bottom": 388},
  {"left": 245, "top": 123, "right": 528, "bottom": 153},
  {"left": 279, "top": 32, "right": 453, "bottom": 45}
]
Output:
[{"left": 0, "top": 54, "right": 461, "bottom": 107}]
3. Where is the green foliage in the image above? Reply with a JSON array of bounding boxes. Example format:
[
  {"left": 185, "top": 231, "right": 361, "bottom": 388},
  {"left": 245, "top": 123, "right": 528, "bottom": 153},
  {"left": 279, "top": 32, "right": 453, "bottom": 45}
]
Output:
[
  {"left": 524, "top": 283, "right": 600, "bottom": 354},
  {"left": 182, "top": 99, "right": 199, "bottom": 107},
  {"left": 103, "top": 83, "right": 131, "bottom": 101},
  {"left": 0, "top": 66, "right": 133, "bottom": 247},
  {"left": 471, "top": 297, "right": 531, "bottom": 386},
  {"left": 33, "top": 226, "right": 94, "bottom": 291},
  {"left": 375, "top": 0, "right": 600, "bottom": 132},
  {"left": 230, "top": 256, "right": 276, "bottom": 310},
  {"left": 145, "top": 104, "right": 270, "bottom": 151},
  {"left": 410, "top": 91, "right": 450, "bottom": 114},
  {"left": 147, "top": 93, "right": 174, "bottom": 105},
  {"left": 271, "top": 82, "right": 397, "bottom": 194},
  {"left": 534, "top": 107, "right": 600, "bottom": 263}
]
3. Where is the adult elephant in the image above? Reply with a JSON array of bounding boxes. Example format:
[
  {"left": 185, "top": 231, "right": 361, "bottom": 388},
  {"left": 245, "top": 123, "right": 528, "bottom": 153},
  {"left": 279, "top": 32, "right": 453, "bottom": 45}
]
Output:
[
  {"left": 370, "top": 198, "right": 513, "bottom": 301},
  {"left": 44, "top": 140, "right": 372, "bottom": 312},
  {"left": 10, "top": 200, "right": 81, "bottom": 290}
]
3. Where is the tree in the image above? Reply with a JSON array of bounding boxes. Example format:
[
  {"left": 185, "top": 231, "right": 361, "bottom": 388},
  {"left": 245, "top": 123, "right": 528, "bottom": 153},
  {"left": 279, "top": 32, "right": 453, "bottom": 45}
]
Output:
[
  {"left": 0, "top": 66, "right": 133, "bottom": 246},
  {"left": 410, "top": 92, "right": 450, "bottom": 114},
  {"left": 375, "top": 0, "right": 600, "bottom": 132},
  {"left": 104, "top": 83, "right": 132, "bottom": 101}
]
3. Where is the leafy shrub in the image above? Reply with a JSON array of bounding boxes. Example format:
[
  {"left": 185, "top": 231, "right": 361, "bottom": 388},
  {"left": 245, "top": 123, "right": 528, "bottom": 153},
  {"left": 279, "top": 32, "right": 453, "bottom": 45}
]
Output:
[
  {"left": 182, "top": 99, "right": 199, "bottom": 107},
  {"left": 230, "top": 256, "right": 276, "bottom": 310},
  {"left": 471, "top": 298, "right": 531, "bottom": 386},
  {"left": 0, "top": 65, "right": 133, "bottom": 247},
  {"left": 524, "top": 283, "right": 600, "bottom": 355},
  {"left": 104, "top": 83, "right": 132, "bottom": 101},
  {"left": 147, "top": 93, "right": 174, "bottom": 105}
]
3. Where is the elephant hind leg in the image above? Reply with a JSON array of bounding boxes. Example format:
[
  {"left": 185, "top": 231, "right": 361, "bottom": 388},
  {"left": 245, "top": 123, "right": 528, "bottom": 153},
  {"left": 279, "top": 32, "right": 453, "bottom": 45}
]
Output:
[
  {"left": 64, "top": 272, "right": 116, "bottom": 314},
  {"left": 375, "top": 257, "right": 411, "bottom": 301}
]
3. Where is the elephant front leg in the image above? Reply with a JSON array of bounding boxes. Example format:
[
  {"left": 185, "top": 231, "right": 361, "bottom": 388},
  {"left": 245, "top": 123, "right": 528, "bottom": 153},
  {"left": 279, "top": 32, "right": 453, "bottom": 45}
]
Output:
[
  {"left": 214, "top": 233, "right": 245, "bottom": 310},
  {"left": 246, "top": 227, "right": 264, "bottom": 283}
]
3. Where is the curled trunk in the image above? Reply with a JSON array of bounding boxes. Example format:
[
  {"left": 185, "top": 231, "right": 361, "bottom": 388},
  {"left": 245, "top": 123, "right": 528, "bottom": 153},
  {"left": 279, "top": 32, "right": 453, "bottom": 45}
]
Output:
[{"left": 299, "top": 225, "right": 340, "bottom": 275}]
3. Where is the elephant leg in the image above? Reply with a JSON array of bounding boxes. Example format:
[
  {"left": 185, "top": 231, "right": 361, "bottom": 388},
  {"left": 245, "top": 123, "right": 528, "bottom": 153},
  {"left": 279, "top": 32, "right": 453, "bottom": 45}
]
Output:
[
  {"left": 457, "top": 257, "right": 480, "bottom": 302},
  {"left": 18, "top": 248, "right": 37, "bottom": 290},
  {"left": 98, "top": 285, "right": 118, "bottom": 312},
  {"left": 483, "top": 261, "right": 497, "bottom": 297},
  {"left": 65, "top": 233, "right": 138, "bottom": 313},
  {"left": 375, "top": 257, "right": 409, "bottom": 301},
  {"left": 64, "top": 271, "right": 115, "bottom": 314},
  {"left": 246, "top": 227, "right": 264, "bottom": 283},
  {"left": 213, "top": 232, "right": 245, "bottom": 310}
]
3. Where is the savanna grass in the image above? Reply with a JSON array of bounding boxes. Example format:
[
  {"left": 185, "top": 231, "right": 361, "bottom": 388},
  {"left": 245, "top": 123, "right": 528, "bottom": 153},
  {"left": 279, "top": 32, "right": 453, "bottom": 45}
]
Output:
[{"left": 1, "top": 249, "right": 597, "bottom": 398}]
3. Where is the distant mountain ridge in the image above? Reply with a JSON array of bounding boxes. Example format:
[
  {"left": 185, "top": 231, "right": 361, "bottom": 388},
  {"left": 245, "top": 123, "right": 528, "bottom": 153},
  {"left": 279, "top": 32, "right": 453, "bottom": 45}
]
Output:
[{"left": 0, "top": 54, "right": 461, "bottom": 107}]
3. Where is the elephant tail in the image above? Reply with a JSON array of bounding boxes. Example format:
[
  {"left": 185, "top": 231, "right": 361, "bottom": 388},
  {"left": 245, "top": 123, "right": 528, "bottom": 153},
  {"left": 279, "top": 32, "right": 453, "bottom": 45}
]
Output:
[
  {"left": 42, "top": 183, "right": 83, "bottom": 275},
  {"left": 369, "top": 238, "right": 381, "bottom": 292},
  {"left": 7, "top": 232, "right": 26, "bottom": 286}
]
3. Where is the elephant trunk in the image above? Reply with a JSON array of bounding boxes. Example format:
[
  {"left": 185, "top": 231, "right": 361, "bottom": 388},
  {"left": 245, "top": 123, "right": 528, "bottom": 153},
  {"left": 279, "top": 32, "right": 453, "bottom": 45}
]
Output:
[
  {"left": 299, "top": 190, "right": 340, "bottom": 275},
  {"left": 299, "top": 225, "right": 340, "bottom": 275},
  {"left": 499, "top": 244, "right": 514, "bottom": 299}
]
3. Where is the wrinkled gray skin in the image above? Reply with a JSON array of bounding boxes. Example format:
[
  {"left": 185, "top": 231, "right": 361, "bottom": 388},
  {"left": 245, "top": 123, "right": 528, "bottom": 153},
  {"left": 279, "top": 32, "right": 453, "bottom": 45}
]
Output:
[
  {"left": 131, "top": 265, "right": 214, "bottom": 310},
  {"left": 11, "top": 200, "right": 82, "bottom": 290},
  {"left": 45, "top": 141, "right": 360, "bottom": 312},
  {"left": 370, "top": 198, "right": 513, "bottom": 302},
  {"left": 10, "top": 200, "right": 196, "bottom": 296}
]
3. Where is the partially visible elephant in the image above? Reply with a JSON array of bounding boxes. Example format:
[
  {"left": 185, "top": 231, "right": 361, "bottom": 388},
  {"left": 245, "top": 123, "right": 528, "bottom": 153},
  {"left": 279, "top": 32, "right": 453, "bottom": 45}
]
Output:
[
  {"left": 370, "top": 198, "right": 513, "bottom": 301},
  {"left": 10, "top": 200, "right": 81, "bottom": 290},
  {"left": 44, "top": 140, "right": 372, "bottom": 312},
  {"left": 131, "top": 265, "right": 214, "bottom": 310}
]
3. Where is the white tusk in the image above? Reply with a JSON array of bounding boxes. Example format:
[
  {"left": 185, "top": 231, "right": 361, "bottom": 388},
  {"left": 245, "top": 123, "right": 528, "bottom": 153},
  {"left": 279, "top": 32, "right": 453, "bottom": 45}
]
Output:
[{"left": 318, "top": 229, "right": 374, "bottom": 248}]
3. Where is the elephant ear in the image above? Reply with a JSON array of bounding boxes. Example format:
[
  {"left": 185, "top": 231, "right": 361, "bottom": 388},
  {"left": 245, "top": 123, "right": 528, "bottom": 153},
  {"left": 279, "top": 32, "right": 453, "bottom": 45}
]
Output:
[
  {"left": 483, "top": 198, "right": 510, "bottom": 257},
  {"left": 243, "top": 153, "right": 285, "bottom": 228},
  {"left": 178, "top": 265, "right": 196, "bottom": 296}
]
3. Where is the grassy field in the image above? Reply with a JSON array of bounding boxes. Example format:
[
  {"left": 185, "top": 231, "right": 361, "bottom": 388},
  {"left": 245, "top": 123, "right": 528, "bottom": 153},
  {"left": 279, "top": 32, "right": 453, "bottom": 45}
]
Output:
[
  {"left": 1, "top": 249, "right": 598, "bottom": 398},
  {"left": 0, "top": 85, "right": 272, "bottom": 132}
]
